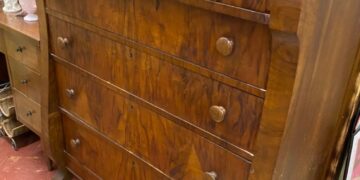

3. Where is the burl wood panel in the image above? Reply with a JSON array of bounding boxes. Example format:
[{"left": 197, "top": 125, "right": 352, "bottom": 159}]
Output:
[
  {"left": 55, "top": 62, "right": 251, "bottom": 179},
  {"left": 49, "top": 16, "right": 264, "bottom": 153},
  {"left": 46, "top": 0, "right": 271, "bottom": 88},
  {"left": 8, "top": 58, "right": 41, "bottom": 103},
  {"left": 62, "top": 115, "right": 169, "bottom": 180}
]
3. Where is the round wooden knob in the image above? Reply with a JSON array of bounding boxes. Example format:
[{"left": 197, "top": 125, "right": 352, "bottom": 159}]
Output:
[
  {"left": 16, "top": 46, "right": 26, "bottom": 53},
  {"left": 57, "top": 37, "right": 69, "bottom": 48},
  {"left": 209, "top": 106, "right": 226, "bottom": 123},
  {"left": 20, "top": 79, "right": 29, "bottom": 84},
  {"left": 26, "top": 111, "right": 33, "bottom": 117},
  {"left": 65, "top": 89, "right": 75, "bottom": 98},
  {"left": 205, "top": 171, "right": 217, "bottom": 180},
  {"left": 216, "top": 37, "right": 234, "bottom": 56},
  {"left": 70, "top": 138, "right": 80, "bottom": 148}
]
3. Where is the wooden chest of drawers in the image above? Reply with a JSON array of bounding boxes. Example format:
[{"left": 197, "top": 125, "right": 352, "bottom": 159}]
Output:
[{"left": 38, "top": 0, "right": 302, "bottom": 179}]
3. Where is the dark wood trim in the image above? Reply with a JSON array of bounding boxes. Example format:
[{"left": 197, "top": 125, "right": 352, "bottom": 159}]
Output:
[{"left": 46, "top": 9, "right": 267, "bottom": 99}]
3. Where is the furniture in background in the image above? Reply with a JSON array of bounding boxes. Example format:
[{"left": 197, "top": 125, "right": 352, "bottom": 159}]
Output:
[
  {"left": 0, "top": 1, "right": 43, "bottom": 151},
  {"left": 36, "top": 0, "right": 360, "bottom": 179}
]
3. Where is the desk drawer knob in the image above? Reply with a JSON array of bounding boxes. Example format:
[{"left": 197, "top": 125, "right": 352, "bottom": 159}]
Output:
[
  {"left": 216, "top": 37, "right": 234, "bottom": 56},
  {"left": 205, "top": 171, "right": 217, "bottom": 180},
  {"left": 65, "top": 89, "right": 75, "bottom": 98},
  {"left": 20, "top": 79, "right": 29, "bottom": 84},
  {"left": 57, "top": 37, "right": 70, "bottom": 48},
  {"left": 70, "top": 138, "right": 81, "bottom": 148},
  {"left": 16, "top": 46, "right": 26, "bottom": 53},
  {"left": 26, "top": 111, "right": 33, "bottom": 117},
  {"left": 209, "top": 106, "right": 226, "bottom": 123}
]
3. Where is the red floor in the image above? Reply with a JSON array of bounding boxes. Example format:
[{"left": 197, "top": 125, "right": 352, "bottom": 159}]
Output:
[{"left": 0, "top": 137, "right": 54, "bottom": 180}]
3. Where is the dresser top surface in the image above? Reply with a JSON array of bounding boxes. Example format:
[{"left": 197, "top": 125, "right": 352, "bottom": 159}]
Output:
[{"left": 0, "top": 3, "right": 39, "bottom": 42}]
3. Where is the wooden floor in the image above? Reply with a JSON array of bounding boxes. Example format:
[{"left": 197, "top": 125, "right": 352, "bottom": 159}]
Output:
[{"left": 0, "top": 137, "right": 54, "bottom": 180}]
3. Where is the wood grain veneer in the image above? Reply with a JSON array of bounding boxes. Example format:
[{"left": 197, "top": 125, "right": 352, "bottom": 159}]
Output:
[
  {"left": 56, "top": 62, "right": 252, "bottom": 179},
  {"left": 45, "top": 0, "right": 271, "bottom": 89},
  {"left": 36, "top": 0, "right": 360, "bottom": 179},
  {"left": 48, "top": 16, "right": 264, "bottom": 153},
  {"left": 62, "top": 114, "right": 171, "bottom": 180}
]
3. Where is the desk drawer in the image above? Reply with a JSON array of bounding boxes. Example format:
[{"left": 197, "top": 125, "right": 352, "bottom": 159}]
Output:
[
  {"left": 56, "top": 63, "right": 251, "bottom": 179},
  {"left": 8, "top": 58, "right": 40, "bottom": 103},
  {"left": 13, "top": 89, "right": 41, "bottom": 134},
  {"left": 4, "top": 32, "right": 39, "bottom": 72}
]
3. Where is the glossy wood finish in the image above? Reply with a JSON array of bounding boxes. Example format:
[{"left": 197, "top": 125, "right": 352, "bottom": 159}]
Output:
[
  {"left": 56, "top": 62, "right": 252, "bottom": 179},
  {"left": 45, "top": 0, "right": 271, "bottom": 89},
  {"left": 4, "top": 31, "right": 40, "bottom": 72},
  {"left": 8, "top": 58, "right": 41, "bottom": 103},
  {"left": 39, "top": 0, "right": 298, "bottom": 178},
  {"left": 13, "top": 89, "right": 41, "bottom": 134},
  {"left": 48, "top": 17, "right": 264, "bottom": 153},
  {"left": 46, "top": 10, "right": 265, "bottom": 98},
  {"left": 38, "top": 0, "right": 360, "bottom": 179},
  {"left": 62, "top": 115, "right": 171, "bottom": 180}
]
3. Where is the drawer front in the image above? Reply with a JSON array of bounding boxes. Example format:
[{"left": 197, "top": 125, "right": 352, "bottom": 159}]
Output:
[
  {"left": 46, "top": 0, "right": 271, "bottom": 88},
  {"left": 65, "top": 153, "right": 100, "bottom": 180},
  {"left": 13, "top": 90, "right": 41, "bottom": 134},
  {"left": 4, "top": 32, "right": 39, "bottom": 72},
  {"left": 56, "top": 63, "right": 251, "bottom": 179},
  {"left": 62, "top": 115, "right": 169, "bottom": 180},
  {"left": 8, "top": 58, "right": 41, "bottom": 103},
  {"left": 49, "top": 18, "right": 263, "bottom": 151},
  {"left": 50, "top": 17, "right": 264, "bottom": 152}
]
